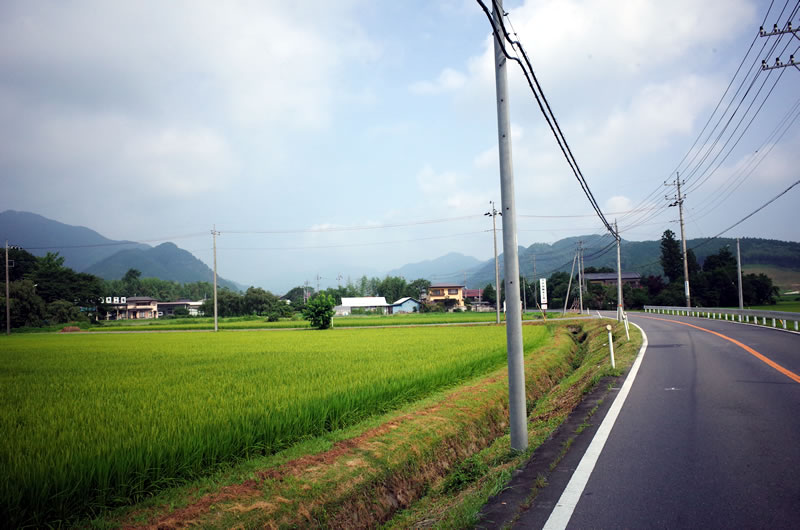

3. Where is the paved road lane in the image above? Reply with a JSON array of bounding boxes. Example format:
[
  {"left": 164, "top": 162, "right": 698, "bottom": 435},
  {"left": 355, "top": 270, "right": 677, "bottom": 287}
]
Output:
[{"left": 554, "top": 313, "right": 800, "bottom": 529}]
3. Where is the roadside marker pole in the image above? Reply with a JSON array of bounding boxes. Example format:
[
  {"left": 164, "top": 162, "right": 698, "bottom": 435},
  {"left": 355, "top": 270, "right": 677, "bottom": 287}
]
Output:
[
  {"left": 623, "top": 312, "right": 630, "bottom": 341},
  {"left": 606, "top": 324, "right": 616, "bottom": 369}
]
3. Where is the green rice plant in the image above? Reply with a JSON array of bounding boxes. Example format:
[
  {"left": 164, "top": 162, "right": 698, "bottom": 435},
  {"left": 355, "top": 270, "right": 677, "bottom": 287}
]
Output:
[{"left": 0, "top": 325, "right": 549, "bottom": 525}]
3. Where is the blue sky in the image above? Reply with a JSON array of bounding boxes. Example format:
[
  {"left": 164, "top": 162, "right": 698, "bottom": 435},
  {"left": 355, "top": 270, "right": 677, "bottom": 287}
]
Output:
[{"left": 1, "top": 0, "right": 797, "bottom": 292}]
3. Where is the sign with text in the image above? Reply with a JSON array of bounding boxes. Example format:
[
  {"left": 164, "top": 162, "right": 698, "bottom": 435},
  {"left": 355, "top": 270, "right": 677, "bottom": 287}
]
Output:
[{"left": 539, "top": 278, "right": 548, "bottom": 309}]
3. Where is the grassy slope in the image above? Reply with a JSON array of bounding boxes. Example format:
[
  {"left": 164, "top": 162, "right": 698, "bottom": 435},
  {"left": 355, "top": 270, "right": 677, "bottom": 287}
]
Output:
[
  {"left": 742, "top": 264, "right": 800, "bottom": 291},
  {"left": 96, "top": 320, "right": 641, "bottom": 528}
]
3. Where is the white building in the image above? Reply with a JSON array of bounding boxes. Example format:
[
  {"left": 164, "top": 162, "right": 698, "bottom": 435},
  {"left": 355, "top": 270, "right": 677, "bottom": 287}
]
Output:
[{"left": 335, "top": 296, "right": 389, "bottom": 316}]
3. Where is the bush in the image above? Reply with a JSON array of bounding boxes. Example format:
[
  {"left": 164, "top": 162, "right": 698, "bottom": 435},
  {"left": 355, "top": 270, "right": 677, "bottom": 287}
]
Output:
[
  {"left": 266, "top": 313, "right": 280, "bottom": 322},
  {"left": 302, "top": 294, "right": 336, "bottom": 329}
]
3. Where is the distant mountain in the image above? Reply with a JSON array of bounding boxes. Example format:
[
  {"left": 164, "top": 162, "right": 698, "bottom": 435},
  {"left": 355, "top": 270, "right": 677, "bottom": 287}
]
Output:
[
  {"left": 85, "top": 242, "right": 243, "bottom": 291},
  {"left": 0, "top": 210, "right": 243, "bottom": 290},
  {"left": 387, "top": 252, "right": 483, "bottom": 283},
  {"left": 455, "top": 235, "right": 800, "bottom": 290},
  {"left": 0, "top": 210, "right": 148, "bottom": 271}
]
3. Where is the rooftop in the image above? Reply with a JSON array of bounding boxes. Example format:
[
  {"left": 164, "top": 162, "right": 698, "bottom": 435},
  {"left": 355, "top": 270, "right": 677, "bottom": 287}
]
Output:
[{"left": 584, "top": 272, "right": 641, "bottom": 281}]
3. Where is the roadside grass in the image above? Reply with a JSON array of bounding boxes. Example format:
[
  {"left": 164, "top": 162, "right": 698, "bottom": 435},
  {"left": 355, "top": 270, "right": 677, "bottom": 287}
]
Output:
[
  {"left": 93, "top": 320, "right": 641, "bottom": 529},
  {"left": 384, "top": 321, "right": 642, "bottom": 529},
  {"left": 745, "top": 300, "right": 800, "bottom": 313}
]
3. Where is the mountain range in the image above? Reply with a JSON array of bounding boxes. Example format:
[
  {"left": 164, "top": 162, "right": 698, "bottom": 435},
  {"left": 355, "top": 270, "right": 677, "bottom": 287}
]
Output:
[
  {"left": 3, "top": 210, "right": 799, "bottom": 293},
  {"left": 0, "top": 210, "right": 242, "bottom": 291}
]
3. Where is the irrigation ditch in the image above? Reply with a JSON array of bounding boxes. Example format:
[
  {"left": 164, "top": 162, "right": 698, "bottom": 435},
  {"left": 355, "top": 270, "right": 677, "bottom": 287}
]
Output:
[{"left": 104, "top": 319, "right": 641, "bottom": 529}]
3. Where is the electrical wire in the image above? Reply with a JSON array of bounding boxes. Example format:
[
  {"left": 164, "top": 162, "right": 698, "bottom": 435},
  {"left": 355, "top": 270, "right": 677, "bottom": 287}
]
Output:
[
  {"left": 21, "top": 232, "right": 209, "bottom": 250},
  {"left": 615, "top": 0, "right": 792, "bottom": 231},
  {"left": 689, "top": 178, "right": 800, "bottom": 251},
  {"left": 474, "top": 0, "right": 617, "bottom": 237}
]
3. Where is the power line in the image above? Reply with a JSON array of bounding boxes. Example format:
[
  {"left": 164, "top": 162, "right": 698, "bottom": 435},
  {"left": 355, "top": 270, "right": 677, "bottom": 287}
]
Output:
[
  {"left": 616, "top": 0, "right": 792, "bottom": 230},
  {"left": 690, "top": 178, "right": 800, "bottom": 251},
  {"left": 474, "top": 0, "right": 617, "bottom": 237},
  {"left": 21, "top": 232, "right": 209, "bottom": 250},
  {"left": 221, "top": 214, "right": 484, "bottom": 234}
]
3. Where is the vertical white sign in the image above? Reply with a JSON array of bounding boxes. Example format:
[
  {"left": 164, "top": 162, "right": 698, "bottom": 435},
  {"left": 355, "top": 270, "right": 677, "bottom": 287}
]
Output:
[{"left": 540, "top": 278, "right": 548, "bottom": 309}]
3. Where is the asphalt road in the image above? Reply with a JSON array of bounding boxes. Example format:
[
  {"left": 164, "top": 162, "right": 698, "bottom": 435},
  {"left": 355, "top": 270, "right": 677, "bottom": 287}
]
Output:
[{"left": 547, "top": 312, "right": 800, "bottom": 529}]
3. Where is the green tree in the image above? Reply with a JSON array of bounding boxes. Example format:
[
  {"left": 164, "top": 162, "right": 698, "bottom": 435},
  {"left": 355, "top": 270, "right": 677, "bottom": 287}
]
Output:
[
  {"left": 122, "top": 268, "right": 142, "bottom": 296},
  {"left": 483, "top": 283, "right": 497, "bottom": 305},
  {"left": 302, "top": 293, "right": 336, "bottom": 329},
  {"left": 660, "top": 230, "right": 683, "bottom": 283},
  {"left": 0, "top": 247, "right": 38, "bottom": 282},
  {"left": 46, "top": 299, "right": 86, "bottom": 324},
  {"left": 1, "top": 279, "right": 47, "bottom": 328},
  {"left": 404, "top": 278, "right": 431, "bottom": 300},
  {"left": 243, "top": 287, "right": 279, "bottom": 315},
  {"left": 378, "top": 276, "right": 407, "bottom": 304}
]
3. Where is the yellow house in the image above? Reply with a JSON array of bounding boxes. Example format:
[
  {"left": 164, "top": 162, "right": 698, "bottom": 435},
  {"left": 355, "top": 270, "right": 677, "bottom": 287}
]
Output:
[{"left": 427, "top": 283, "right": 465, "bottom": 308}]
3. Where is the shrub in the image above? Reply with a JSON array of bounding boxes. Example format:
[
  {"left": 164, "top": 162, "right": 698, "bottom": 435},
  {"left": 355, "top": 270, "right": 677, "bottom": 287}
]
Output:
[{"left": 302, "top": 293, "right": 336, "bottom": 329}]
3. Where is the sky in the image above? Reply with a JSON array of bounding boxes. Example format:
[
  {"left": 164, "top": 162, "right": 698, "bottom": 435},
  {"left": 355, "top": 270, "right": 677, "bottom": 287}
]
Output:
[{"left": 1, "top": 0, "right": 798, "bottom": 293}]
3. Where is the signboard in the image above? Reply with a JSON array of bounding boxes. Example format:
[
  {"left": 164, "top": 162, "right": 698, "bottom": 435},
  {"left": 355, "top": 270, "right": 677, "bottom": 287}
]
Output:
[{"left": 539, "top": 278, "right": 548, "bottom": 309}]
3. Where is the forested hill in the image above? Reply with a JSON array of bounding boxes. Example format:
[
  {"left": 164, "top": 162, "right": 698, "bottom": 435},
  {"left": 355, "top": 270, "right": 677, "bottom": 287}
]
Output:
[
  {"left": 463, "top": 235, "right": 800, "bottom": 290},
  {"left": 0, "top": 210, "right": 148, "bottom": 271},
  {"left": 1, "top": 211, "right": 242, "bottom": 291},
  {"left": 85, "top": 242, "right": 242, "bottom": 291}
]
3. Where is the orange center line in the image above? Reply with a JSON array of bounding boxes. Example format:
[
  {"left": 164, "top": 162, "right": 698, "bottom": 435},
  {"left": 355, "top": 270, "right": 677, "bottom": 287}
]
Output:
[{"left": 639, "top": 315, "right": 800, "bottom": 384}]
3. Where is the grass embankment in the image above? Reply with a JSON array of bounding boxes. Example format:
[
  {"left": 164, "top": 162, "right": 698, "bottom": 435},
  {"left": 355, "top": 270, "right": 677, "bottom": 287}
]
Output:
[
  {"left": 0, "top": 325, "right": 546, "bottom": 526},
  {"left": 95, "top": 320, "right": 641, "bottom": 528}
]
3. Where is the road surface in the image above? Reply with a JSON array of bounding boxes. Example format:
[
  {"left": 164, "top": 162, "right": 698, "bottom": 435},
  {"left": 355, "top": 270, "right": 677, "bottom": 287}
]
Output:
[{"left": 533, "top": 312, "right": 800, "bottom": 528}]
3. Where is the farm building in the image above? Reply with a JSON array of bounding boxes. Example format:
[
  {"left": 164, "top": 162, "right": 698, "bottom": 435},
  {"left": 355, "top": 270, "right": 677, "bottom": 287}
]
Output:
[
  {"left": 335, "top": 296, "right": 390, "bottom": 316},
  {"left": 157, "top": 300, "right": 204, "bottom": 317},
  {"left": 584, "top": 272, "right": 641, "bottom": 288},
  {"left": 389, "top": 297, "right": 421, "bottom": 314}
]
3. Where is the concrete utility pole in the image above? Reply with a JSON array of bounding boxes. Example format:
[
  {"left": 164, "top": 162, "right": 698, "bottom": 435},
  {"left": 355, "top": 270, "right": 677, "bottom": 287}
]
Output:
[
  {"left": 5, "top": 240, "right": 10, "bottom": 335},
  {"left": 578, "top": 241, "right": 584, "bottom": 314},
  {"left": 737, "top": 238, "right": 744, "bottom": 310},
  {"left": 487, "top": 201, "right": 501, "bottom": 325},
  {"left": 492, "top": 0, "right": 527, "bottom": 452},
  {"left": 615, "top": 220, "right": 623, "bottom": 322},
  {"left": 532, "top": 255, "right": 537, "bottom": 306},
  {"left": 563, "top": 251, "right": 577, "bottom": 314},
  {"left": 668, "top": 174, "right": 692, "bottom": 308},
  {"left": 211, "top": 227, "right": 219, "bottom": 332}
]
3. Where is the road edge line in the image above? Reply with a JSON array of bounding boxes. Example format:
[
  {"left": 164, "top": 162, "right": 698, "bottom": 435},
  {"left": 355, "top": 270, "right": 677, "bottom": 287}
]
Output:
[{"left": 542, "top": 321, "right": 649, "bottom": 530}]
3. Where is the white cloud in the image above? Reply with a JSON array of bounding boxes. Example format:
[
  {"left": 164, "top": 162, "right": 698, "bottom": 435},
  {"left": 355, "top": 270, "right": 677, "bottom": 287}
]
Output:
[
  {"left": 410, "top": 68, "right": 467, "bottom": 94},
  {"left": 605, "top": 195, "right": 634, "bottom": 213}
]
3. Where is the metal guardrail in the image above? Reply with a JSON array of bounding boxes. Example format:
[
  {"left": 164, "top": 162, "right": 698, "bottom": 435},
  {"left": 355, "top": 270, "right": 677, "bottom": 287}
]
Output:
[{"left": 643, "top": 305, "right": 800, "bottom": 331}]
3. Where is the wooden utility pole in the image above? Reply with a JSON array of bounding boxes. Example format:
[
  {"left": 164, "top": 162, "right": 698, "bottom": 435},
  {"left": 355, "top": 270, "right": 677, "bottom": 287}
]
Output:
[
  {"left": 615, "top": 220, "right": 623, "bottom": 321},
  {"left": 5, "top": 240, "right": 10, "bottom": 335},
  {"left": 667, "top": 174, "right": 691, "bottom": 308},
  {"left": 212, "top": 227, "right": 219, "bottom": 332},
  {"left": 487, "top": 201, "right": 501, "bottom": 324}
]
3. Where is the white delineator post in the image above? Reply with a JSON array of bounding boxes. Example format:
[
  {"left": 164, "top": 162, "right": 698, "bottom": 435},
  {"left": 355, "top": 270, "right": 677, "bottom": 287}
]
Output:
[
  {"left": 606, "top": 324, "right": 616, "bottom": 369},
  {"left": 492, "top": 0, "right": 527, "bottom": 451}
]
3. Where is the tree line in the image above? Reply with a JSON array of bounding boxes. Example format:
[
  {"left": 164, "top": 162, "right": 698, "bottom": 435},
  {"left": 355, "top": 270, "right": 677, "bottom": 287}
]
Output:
[
  {"left": 0, "top": 231, "right": 781, "bottom": 329},
  {"left": 483, "top": 230, "right": 778, "bottom": 312}
]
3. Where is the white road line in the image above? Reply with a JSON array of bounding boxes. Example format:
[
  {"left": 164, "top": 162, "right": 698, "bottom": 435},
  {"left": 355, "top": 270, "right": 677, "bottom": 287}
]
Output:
[{"left": 542, "top": 322, "right": 649, "bottom": 530}]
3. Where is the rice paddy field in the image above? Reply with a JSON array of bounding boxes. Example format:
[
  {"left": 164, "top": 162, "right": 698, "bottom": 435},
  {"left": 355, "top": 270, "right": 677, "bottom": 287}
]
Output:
[
  {"left": 0, "top": 324, "right": 551, "bottom": 526},
  {"left": 83, "top": 310, "right": 566, "bottom": 332}
]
